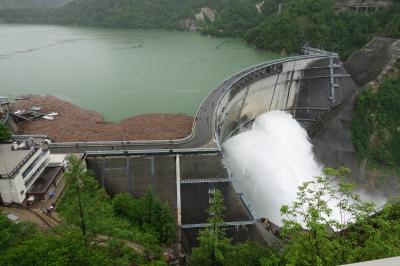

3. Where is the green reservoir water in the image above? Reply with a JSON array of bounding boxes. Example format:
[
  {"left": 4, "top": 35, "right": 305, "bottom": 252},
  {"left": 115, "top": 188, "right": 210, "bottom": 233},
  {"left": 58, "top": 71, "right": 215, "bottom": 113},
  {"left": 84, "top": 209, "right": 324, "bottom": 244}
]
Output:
[{"left": 0, "top": 25, "right": 279, "bottom": 121}]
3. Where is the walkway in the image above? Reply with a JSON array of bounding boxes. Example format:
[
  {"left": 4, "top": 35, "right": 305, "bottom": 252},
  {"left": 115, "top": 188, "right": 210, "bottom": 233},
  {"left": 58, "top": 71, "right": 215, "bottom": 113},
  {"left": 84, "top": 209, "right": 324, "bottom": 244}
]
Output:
[{"left": 48, "top": 54, "right": 334, "bottom": 154}]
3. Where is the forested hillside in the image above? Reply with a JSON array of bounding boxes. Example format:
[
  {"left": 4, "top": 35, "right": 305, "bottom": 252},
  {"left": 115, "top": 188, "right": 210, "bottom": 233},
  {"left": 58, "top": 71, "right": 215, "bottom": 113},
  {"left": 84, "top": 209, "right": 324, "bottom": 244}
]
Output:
[
  {"left": 0, "top": 0, "right": 262, "bottom": 29},
  {"left": 244, "top": 0, "right": 400, "bottom": 58},
  {"left": 352, "top": 61, "right": 400, "bottom": 169},
  {"left": 0, "top": 0, "right": 399, "bottom": 59},
  {"left": 0, "top": 0, "right": 68, "bottom": 9}
]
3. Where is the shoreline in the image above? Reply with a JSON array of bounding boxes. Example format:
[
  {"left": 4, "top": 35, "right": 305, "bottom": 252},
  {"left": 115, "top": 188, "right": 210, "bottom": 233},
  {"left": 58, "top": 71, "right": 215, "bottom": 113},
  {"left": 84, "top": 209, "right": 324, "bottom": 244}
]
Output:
[{"left": 10, "top": 95, "right": 193, "bottom": 142}]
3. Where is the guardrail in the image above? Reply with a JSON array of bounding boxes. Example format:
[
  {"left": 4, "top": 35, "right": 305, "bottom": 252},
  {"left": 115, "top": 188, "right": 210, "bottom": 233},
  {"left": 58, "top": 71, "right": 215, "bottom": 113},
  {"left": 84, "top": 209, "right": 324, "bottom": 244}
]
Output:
[
  {"left": 12, "top": 134, "right": 48, "bottom": 139},
  {"left": 0, "top": 147, "right": 39, "bottom": 179},
  {"left": 212, "top": 54, "right": 337, "bottom": 146},
  {"left": 83, "top": 147, "right": 220, "bottom": 156},
  {"left": 182, "top": 220, "right": 258, "bottom": 229},
  {"left": 48, "top": 53, "right": 336, "bottom": 152}
]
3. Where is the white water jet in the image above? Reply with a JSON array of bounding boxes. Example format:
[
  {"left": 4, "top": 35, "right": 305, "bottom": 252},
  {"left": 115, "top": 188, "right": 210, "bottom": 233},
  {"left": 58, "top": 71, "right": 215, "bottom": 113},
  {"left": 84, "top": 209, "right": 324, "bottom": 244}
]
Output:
[{"left": 223, "top": 111, "right": 322, "bottom": 225}]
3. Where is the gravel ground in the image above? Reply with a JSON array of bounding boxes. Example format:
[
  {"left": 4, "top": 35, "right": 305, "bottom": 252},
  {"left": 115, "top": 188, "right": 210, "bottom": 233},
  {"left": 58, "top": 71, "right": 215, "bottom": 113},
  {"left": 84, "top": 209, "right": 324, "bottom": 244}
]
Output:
[{"left": 11, "top": 95, "right": 193, "bottom": 142}]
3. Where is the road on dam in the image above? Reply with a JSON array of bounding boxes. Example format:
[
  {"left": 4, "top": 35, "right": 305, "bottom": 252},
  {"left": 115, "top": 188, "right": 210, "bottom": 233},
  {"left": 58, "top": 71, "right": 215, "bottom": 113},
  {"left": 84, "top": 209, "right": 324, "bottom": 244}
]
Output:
[{"left": 48, "top": 53, "right": 339, "bottom": 154}]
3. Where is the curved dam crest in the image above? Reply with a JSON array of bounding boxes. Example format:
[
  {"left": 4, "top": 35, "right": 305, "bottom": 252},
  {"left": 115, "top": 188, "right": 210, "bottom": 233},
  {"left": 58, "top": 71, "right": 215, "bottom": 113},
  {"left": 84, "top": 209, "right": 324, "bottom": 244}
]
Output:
[{"left": 50, "top": 52, "right": 355, "bottom": 153}]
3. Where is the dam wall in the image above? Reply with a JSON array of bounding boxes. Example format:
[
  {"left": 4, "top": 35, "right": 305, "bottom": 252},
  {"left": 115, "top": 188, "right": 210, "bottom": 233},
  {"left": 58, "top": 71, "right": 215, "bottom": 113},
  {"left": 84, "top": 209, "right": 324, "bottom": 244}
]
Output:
[
  {"left": 86, "top": 154, "right": 178, "bottom": 214},
  {"left": 216, "top": 57, "right": 313, "bottom": 141},
  {"left": 48, "top": 54, "right": 338, "bottom": 154},
  {"left": 85, "top": 150, "right": 270, "bottom": 249},
  {"left": 66, "top": 52, "right": 360, "bottom": 250},
  {"left": 215, "top": 55, "right": 356, "bottom": 141}
]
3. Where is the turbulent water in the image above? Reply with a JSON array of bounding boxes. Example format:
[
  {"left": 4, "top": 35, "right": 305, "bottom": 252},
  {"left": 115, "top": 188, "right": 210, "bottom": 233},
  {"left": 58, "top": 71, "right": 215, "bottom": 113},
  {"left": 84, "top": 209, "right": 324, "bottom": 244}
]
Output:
[
  {"left": 223, "top": 111, "right": 387, "bottom": 226},
  {"left": 223, "top": 111, "right": 322, "bottom": 225}
]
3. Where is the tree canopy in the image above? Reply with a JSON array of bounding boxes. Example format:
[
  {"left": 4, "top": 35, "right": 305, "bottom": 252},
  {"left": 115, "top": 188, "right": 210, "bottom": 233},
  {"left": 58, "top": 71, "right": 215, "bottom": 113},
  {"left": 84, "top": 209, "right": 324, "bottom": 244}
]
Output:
[
  {"left": 0, "top": 156, "right": 174, "bottom": 265},
  {"left": 279, "top": 168, "right": 400, "bottom": 265},
  {"left": 0, "top": 0, "right": 399, "bottom": 59},
  {"left": 0, "top": 124, "right": 11, "bottom": 141},
  {"left": 189, "top": 169, "right": 400, "bottom": 266},
  {"left": 352, "top": 62, "right": 400, "bottom": 168}
]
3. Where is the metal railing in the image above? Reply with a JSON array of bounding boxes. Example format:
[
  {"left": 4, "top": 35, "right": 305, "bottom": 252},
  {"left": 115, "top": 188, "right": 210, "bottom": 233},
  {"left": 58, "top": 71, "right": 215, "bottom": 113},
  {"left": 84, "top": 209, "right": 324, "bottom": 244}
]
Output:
[
  {"left": 181, "top": 220, "right": 258, "bottom": 229},
  {"left": 212, "top": 53, "right": 338, "bottom": 146},
  {"left": 180, "top": 177, "right": 230, "bottom": 184},
  {"left": 0, "top": 147, "right": 39, "bottom": 179},
  {"left": 48, "top": 53, "right": 336, "bottom": 152}
]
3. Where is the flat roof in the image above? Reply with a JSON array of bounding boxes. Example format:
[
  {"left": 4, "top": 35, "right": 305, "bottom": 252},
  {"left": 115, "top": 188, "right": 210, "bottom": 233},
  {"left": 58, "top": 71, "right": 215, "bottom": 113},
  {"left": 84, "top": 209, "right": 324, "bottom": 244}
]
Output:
[
  {"left": 0, "top": 144, "right": 33, "bottom": 177},
  {"left": 49, "top": 154, "right": 66, "bottom": 165},
  {"left": 27, "top": 166, "right": 62, "bottom": 195}
]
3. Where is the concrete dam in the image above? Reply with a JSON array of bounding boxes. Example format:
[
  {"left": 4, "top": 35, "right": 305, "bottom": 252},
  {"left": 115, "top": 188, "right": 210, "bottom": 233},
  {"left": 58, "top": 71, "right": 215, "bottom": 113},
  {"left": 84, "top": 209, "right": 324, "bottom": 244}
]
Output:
[{"left": 52, "top": 52, "right": 358, "bottom": 249}]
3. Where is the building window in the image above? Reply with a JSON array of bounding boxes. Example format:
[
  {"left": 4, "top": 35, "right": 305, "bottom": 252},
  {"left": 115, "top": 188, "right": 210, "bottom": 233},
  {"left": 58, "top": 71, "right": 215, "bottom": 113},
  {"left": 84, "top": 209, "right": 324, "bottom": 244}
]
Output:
[
  {"left": 22, "top": 151, "right": 47, "bottom": 178},
  {"left": 24, "top": 158, "right": 49, "bottom": 188}
]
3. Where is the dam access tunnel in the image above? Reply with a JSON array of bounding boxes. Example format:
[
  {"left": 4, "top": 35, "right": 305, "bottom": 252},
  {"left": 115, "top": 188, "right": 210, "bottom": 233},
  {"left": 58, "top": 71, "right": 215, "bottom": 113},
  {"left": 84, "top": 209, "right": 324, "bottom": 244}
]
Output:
[{"left": 85, "top": 151, "right": 269, "bottom": 249}]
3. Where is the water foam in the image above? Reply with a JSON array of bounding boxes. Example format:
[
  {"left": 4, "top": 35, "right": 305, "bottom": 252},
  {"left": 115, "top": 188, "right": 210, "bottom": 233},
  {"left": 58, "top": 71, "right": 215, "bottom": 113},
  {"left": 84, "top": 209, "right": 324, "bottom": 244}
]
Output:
[{"left": 222, "top": 111, "right": 322, "bottom": 225}]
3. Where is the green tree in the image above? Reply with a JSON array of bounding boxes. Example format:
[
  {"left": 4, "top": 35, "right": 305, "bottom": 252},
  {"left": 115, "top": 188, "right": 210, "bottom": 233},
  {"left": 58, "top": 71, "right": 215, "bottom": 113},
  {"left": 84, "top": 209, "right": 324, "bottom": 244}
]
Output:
[
  {"left": 191, "top": 188, "right": 232, "bottom": 266},
  {"left": 0, "top": 213, "right": 37, "bottom": 256},
  {"left": 352, "top": 69, "right": 400, "bottom": 168},
  {"left": 62, "top": 155, "right": 88, "bottom": 238},
  {"left": 112, "top": 190, "right": 176, "bottom": 244},
  {"left": 224, "top": 241, "right": 280, "bottom": 266},
  {"left": 0, "top": 124, "right": 11, "bottom": 141},
  {"left": 58, "top": 157, "right": 169, "bottom": 264},
  {"left": 279, "top": 167, "right": 400, "bottom": 265},
  {"left": 0, "top": 227, "right": 112, "bottom": 266},
  {"left": 344, "top": 198, "right": 400, "bottom": 262}
]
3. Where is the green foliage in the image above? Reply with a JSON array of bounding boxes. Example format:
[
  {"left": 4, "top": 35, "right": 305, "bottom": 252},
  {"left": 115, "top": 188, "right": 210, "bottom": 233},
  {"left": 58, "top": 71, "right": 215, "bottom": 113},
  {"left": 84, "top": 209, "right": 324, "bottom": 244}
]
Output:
[
  {"left": 0, "top": 0, "right": 67, "bottom": 9},
  {"left": 352, "top": 72, "right": 400, "bottom": 168},
  {"left": 0, "top": 214, "right": 142, "bottom": 266},
  {"left": 245, "top": 0, "right": 395, "bottom": 58},
  {"left": 0, "top": 228, "right": 113, "bottom": 266},
  {"left": 0, "top": 212, "right": 37, "bottom": 256},
  {"left": 58, "top": 155, "right": 116, "bottom": 236},
  {"left": 112, "top": 190, "right": 176, "bottom": 244},
  {"left": 0, "top": 0, "right": 202, "bottom": 28},
  {"left": 57, "top": 156, "right": 172, "bottom": 263},
  {"left": 200, "top": 0, "right": 265, "bottom": 37},
  {"left": 0, "top": 124, "right": 11, "bottom": 141},
  {"left": 280, "top": 167, "right": 400, "bottom": 265},
  {"left": 190, "top": 188, "right": 281, "bottom": 266},
  {"left": 191, "top": 189, "right": 232, "bottom": 266},
  {"left": 0, "top": 0, "right": 399, "bottom": 59},
  {"left": 224, "top": 241, "right": 280, "bottom": 266},
  {"left": 245, "top": 13, "right": 302, "bottom": 54},
  {"left": 344, "top": 198, "right": 400, "bottom": 262}
]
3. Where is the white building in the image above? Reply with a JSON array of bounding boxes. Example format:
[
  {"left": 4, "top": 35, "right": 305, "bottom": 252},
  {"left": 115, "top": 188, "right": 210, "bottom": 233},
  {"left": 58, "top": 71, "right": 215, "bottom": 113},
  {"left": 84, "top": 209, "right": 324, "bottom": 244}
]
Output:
[{"left": 0, "top": 143, "right": 50, "bottom": 204}]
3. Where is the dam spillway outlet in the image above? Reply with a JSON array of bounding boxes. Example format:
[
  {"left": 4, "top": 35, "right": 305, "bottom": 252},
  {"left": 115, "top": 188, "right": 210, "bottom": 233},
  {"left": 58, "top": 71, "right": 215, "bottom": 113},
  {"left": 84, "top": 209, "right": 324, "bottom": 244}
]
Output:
[{"left": 222, "top": 111, "right": 322, "bottom": 225}]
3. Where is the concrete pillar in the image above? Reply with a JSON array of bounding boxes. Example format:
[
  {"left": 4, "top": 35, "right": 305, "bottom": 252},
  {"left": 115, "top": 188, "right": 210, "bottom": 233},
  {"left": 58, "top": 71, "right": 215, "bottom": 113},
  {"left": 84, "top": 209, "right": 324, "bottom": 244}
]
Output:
[
  {"left": 150, "top": 156, "right": 156, "bottom": 191},
  {"left": 175, "top": 154, "right": 182, "bottom": 255},
  {"left": 126, "top": 155, "right": 131, "bottom": 194},
  {"left": 100, "top": 157, "right": 106, "bottom": 188},
  {"left": 176, "top": 154, "right": 181, "bottom": 227}
]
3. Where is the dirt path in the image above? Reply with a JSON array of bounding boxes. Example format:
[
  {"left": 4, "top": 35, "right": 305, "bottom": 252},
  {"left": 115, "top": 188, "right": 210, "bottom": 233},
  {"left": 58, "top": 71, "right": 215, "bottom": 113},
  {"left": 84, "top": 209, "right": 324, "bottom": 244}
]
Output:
[{"left": 0, "top": 206, "right": 50, "bottom": 228}]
